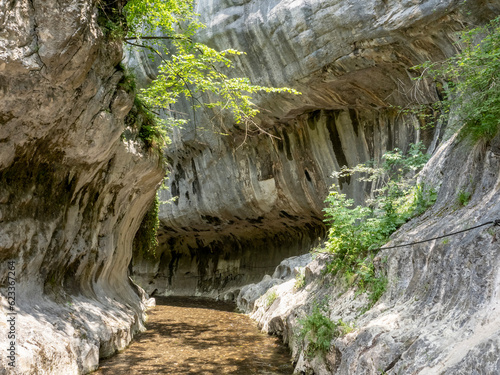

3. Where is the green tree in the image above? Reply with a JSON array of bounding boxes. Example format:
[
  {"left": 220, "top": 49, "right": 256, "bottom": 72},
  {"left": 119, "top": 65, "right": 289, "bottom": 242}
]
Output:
[
  {"left": 123, "top": 0, "right": 298, "bottom": 133},
  {"left": 417, "top": 16, "right": 500, "bottom": 140},
  {"left": 106, "top": 1, "right": 300, "bottom": 257}
]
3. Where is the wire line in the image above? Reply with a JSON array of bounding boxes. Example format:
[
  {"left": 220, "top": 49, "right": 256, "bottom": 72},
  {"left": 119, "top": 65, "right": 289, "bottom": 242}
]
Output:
[{"left": 312, "top": 219, "right": 500, "bottom": 256}]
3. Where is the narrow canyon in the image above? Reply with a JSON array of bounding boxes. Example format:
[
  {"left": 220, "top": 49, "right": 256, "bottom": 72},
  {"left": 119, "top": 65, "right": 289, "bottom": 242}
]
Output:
[{"left": 1, "top": 0, "right": 500, "bottom": 374}]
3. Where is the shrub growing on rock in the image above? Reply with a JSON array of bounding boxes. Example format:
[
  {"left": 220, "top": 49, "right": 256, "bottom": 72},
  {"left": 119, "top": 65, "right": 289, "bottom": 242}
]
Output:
[
  {"left": 417, "top": 16, "right": 500, "bottom": 141},
  {"left": 322, "top": 143, "right": 436, "bottom": 307}
]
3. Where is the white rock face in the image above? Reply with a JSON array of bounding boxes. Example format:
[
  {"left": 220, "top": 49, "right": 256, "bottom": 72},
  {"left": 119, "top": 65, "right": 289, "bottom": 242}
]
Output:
[
  {"left": 0, "top": 1, "right": 164, "bottom": 374},
  {"left": 195, "top": 0, "right": 500, "bottom": 118},
  {"left": 131, "top": 0, "right": 500, "bottom": 300},
  {"left": 238, "top": 132, "right": 500, "bottom": 374}
]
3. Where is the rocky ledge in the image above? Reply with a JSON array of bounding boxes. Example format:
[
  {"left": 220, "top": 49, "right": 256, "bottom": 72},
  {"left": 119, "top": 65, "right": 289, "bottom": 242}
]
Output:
[{"left": 238, "top": 131, "right": 500, "bottom": 374}]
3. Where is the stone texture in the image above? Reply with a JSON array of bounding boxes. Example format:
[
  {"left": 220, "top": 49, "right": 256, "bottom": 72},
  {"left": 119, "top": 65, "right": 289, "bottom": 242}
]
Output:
[
  {"left": 238, "top": 131, "right": 500, "bottom": 374},
  {"left": 127, "top": 0, "right": 500, "bottom": 373},
  {"left": 195, "top": 0, "right": 499, "bottom": 119},
  {"left": 236, "top": 253, "right": 311, "bottom": 311},
  {"left": 0, "top": 1, "right": 164, "bottom": 374},
  {"left": 130, "top": 0, "right": 499, "bottom": 298},
  {"left": 134, "top": 108, "right": 433, "bottom": 297}
]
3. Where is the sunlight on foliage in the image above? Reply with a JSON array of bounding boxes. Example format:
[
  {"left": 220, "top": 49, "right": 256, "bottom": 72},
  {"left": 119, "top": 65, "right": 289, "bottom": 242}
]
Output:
[
  {"left": 321, "top": 143, "right": 436, "bottom": 307},
  {"left": 264, "top": 289, "right": 278, "bottom": 309},
  {"left": 124, "top": 0, "right": 299, "bottom": 132},
  {"left": 416, "top": 17, "right": 500, "bottom": 140}
]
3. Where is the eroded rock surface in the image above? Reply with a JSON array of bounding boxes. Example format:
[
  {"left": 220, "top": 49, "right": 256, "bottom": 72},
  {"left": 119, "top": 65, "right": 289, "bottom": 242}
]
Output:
[
  {"left": 239, "top": 132, "right": 500, "bottom": 374},
  {"left": 128, "top": 0, "right": 500, "bottom": 373},
  {"left": 133, "top": 107, "right": 430, "bottom": 298},
  {"left": 0, "top": 1, "right": 163, "bottom": 373},
  {"left": 131, "top": 0, "right": 499, "bottom": 299}
]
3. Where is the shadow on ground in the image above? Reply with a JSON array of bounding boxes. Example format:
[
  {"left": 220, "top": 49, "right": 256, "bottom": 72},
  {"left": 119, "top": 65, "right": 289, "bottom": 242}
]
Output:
[{"left": 95, "top": 296, "right": 293, "bottom": 374}]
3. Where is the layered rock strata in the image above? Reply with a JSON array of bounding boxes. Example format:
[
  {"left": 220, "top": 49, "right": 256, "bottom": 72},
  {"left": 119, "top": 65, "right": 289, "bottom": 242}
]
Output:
[
  {"left": 239, "top": 131, "right": 500, "bottom": 374},
  {"left": 132, "top": 0, "right": 499, "bottom": 297},
  {"left": 0, "top": 1, "right": 163, "bottom": 373}
]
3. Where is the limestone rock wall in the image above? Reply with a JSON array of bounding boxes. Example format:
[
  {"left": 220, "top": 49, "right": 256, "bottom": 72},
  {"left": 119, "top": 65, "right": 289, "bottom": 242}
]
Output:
[
  {"left": 132, "top": 0, "right": 499, "bottom": 297},
  {"left": 195, "top": 0, "right": 499, "bottom": 119},
  {"left": 238, "top": 130, "right": 500, "bottom": 374},
  {"left": 0, "top": 1, "right": 164, "bottom": 373},
  {"left": 134, "top": 109, "right": 430, "bottom": 297}
]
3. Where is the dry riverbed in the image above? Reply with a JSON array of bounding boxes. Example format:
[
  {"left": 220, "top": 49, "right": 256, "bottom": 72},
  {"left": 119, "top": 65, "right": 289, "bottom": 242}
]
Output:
[{"left": 95, "top": 296, "right": 293, "bottom": 374}]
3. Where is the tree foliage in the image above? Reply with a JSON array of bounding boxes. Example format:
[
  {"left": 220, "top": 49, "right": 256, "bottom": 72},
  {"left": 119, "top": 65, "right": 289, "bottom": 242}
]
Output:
[
  {"left": 322, "top": 143, "right": 436, "bottom": 306},
  {"left": 114, "top": 1, "right": 300, "bottom": 257},
  {"left": 417, "top": 16, "right": 500, "bottom": 140},
  {"left": 124, "top": 0, "right": 299, "bottom": 129}
]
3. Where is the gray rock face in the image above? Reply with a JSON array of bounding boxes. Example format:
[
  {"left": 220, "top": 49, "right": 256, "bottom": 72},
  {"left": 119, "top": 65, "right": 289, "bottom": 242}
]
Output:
[
  {"left": 0, "top": 1, "right": 163, "bottom": 373},
  {"left": 237, "top": 253, "right": 311, "bottom": 311},
  {"left": 195, "top": 0, "right": 499, "bottom": 119},
  {"left": 243, "top": 131, "right": 500, "bottom": 375},
  {"left": 133, "top": 108, "right": 429, "bottom": 298},
  {"left": 128, "top": 0, "right": 500, "bottom": 373},
  {"left": 132, "top": 0, "right": 500, "bottom": 298}
]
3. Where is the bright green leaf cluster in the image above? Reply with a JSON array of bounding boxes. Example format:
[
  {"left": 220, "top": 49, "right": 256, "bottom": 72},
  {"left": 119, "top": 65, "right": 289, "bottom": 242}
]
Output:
[
  {"left": 322, "top": 143, "right": 436, "bottom": 306},
  {"left": 125, "top": 0, "right": 202, "bottom": 39},
  {"left": 416, "top": 17, "right": 500, "bottom": 140},
  {"left": 298, "top": 305, "right": 354, "bottom": 357},
  {"left": 124, "top": 0, "right": 299, "bottom": 127}
]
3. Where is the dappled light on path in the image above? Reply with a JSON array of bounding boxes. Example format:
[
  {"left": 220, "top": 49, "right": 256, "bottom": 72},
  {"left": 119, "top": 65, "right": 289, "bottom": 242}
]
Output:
[{"left": 96, "top": 297, "right": 293, "bottom": 374}]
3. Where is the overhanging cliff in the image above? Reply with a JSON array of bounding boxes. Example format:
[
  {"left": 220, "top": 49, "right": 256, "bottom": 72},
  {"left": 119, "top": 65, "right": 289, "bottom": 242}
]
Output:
[
  {"left": 0, "top": 1, "right": 164, "bottom": 373},
  {"left": 131, "top": 0, "right": 499, "bottom": 298}
]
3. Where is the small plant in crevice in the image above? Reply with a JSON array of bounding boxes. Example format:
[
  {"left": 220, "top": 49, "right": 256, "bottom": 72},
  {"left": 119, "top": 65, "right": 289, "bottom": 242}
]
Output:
[
  {"left": 457, "top": 189, "right": 472, "bottom": 206},
  {"left": 264, "top": 289, "right": 278, "bottom": 309},
  {"left": 116, "top": 63, "right": 137, "bottom": 94},
  {"left": 124, "top": 97, "right": 173, "bottom": 155},
  {"left": 116, "top": 63, "right": 177, "bottom": 158},
  {"left": 133, "top": 195, "right": 160, "bottom": 260},
  {"left": 298, "top": 305, "right": 354, "bottom": 357},
  {"left": 294, "top": 270, "right": 306, "bottom": 290},
  {"left": 353, "top": 260, "right": 389, "bottom": 311},
  {"left": 321, "top": 142, "right": 436, "bottom": 308}
]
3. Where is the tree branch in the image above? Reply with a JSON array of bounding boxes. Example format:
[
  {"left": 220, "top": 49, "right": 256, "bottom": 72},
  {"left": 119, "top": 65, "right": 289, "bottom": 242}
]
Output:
[{"left": 125, "top": 36, "right": 192, "bottom": 42}]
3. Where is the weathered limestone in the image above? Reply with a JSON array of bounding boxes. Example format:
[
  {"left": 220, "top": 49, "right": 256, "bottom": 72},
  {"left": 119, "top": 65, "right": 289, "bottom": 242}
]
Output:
[
  {"left": 132, "top": 0, "right": 499, "bottom": 298},
  {"left": 133, "top": 108, "right": 430, "bottom": 297},
  {"left": 129, "top": 0, "right": 500, "bottom": 373},
  {"left": 0, "top": 1, "right": 163, "bottom": 373},
  {"left": 239, "top": 131, "right": 500, "bottom": 374}
]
